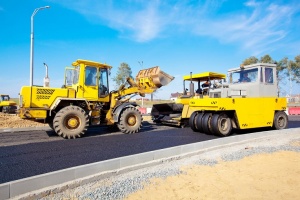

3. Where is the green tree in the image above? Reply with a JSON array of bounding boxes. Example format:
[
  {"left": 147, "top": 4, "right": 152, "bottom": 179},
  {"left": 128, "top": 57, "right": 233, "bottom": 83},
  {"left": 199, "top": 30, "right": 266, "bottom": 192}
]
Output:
[
  {"left": 293, "top": 55, "right": 300, "bottom": 83},
  {"left": 260, "top": 54, "right": 274, "bottom": 63},
  {"left": 242, "top": 56, "right": 258, "bottom": 65},
  {"left": 112, "top": 62, "right": 133, "bottom": 89}
]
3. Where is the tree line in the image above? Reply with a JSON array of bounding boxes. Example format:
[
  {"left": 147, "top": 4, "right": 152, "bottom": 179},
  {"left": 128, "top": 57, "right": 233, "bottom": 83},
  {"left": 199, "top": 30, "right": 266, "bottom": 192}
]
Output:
[{"left": 113, "top": 55, "right": 300, "bottom": 97}]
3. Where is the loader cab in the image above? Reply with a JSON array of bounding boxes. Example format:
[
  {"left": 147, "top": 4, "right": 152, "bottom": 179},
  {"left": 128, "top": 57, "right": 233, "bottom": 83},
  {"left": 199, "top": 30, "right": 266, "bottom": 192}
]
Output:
[
  {"left": 65, "top": 59, "right": 112, "bottom": 101},
  {"left": 0, "top": 95, "right": 10, "bottom": 102}
]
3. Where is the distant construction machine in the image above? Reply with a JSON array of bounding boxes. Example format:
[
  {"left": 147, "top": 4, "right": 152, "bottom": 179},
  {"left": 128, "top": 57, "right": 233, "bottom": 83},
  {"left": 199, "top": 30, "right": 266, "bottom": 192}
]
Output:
[
  {"left": 19, "top": 59, "right": 174, "bottom": 138},
  {"left": 0, "top": 94, "right": 17, "bottom": 114}
]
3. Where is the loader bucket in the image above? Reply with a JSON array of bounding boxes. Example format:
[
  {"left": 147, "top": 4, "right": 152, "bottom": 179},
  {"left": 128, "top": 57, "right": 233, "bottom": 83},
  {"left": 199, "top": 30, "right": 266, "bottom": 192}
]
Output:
[{"left": 136, "top": 66, "right": 174, "bottom": 89}]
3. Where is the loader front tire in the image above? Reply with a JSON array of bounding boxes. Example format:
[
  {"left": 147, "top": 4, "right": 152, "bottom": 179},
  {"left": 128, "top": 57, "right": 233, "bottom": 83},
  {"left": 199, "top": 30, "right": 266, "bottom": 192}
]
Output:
[
  {"left": 273, "top": 111, "right": 288, "bottom": 130},
  {"left": 53, "top": 105, "right": 89, "bottom": 139},
  {"left": 117, "top": 107, "right": 142, "bottom": 134}
]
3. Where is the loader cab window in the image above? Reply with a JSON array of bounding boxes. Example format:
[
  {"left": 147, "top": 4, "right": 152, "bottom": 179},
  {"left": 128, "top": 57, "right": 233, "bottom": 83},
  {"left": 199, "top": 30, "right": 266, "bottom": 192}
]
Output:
[
  {"left": 65, "top": 66, "right": 79, "bottom": 86},
  {"left": 99, "top": 68, "right": 109, "bottom": 97},
  {"left": 85, "top": 66, "right": 97, "bottom": 86}
]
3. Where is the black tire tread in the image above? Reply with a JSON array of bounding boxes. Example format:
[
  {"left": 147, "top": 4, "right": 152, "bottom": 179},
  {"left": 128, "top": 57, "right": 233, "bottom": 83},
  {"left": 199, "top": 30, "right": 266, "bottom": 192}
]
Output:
[
  {"left": 188, "top": 112, "right": 198, "bottom": 132},
  {"left": 117, "top": 107, "right": 142, "bottom": 134},
  {"left": 273, "top": 111, "right": 288, "bottom": 130},
  {"left": 53, "top": 106, "right": 89, "bottom": 139}
]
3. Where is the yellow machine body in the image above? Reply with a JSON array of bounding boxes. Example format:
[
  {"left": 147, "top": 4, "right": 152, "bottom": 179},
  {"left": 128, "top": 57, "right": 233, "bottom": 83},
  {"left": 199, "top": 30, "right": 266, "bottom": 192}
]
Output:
[
  {"left": 0, "top": 94, "right": 17, "bottom": 113},
  {"left": 188, "top": 97, "right": 286, "bottom": 129},
  {"left": 19, "top": 59, "right": 174, "bottom": 138},
  {"left": 186, "top": 63, "right": 288, "bottom": 136}
]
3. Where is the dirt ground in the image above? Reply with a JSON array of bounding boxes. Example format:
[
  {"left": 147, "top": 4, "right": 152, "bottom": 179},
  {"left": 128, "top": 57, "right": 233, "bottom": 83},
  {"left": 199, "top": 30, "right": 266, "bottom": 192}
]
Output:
[
  {"left": 0, "top": 113, "right": 47, "bottom": 128},
  {"left": 0, "top": 113, "right": 152, "bottom": 129},
  {"left": 126, "top": 149, "right": 300, "bottom": 200}
]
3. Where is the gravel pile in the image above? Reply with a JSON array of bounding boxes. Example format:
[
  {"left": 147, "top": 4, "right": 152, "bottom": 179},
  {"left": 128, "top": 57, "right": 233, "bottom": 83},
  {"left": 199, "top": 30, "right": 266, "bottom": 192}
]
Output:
[{"left": 39, "top": 131, "right": 300, "bottom": 200}]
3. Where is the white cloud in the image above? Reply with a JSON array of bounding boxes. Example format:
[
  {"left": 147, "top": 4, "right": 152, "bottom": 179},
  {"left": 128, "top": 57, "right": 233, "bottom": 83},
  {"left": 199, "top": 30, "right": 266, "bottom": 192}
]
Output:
[
  {"left": 193, "top": 1, "right": 296, "bottom": 55},
  {"left": 49, "top": 0, "right": 299, "bottom": 54},
  {"left": 244, "top": 0, "right": 260, "bottom": 7}
]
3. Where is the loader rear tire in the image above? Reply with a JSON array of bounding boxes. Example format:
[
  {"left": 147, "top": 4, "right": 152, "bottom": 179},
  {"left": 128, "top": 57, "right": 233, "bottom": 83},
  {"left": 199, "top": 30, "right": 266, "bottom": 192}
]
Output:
[
  {"left": 273, "top": 111, "right": 288, "bottom": 130},
  {"left": 117, "top": 107, "right": 142, "bottom": 134},
  {"left": 53, "top": 106, "right": 89, "bottom": 139},
  {"left": 188, "top": 112, "right": 198, "bottom": 132},
  {"left": 211, "top": 113, "right": 232, "bottom": 137}
]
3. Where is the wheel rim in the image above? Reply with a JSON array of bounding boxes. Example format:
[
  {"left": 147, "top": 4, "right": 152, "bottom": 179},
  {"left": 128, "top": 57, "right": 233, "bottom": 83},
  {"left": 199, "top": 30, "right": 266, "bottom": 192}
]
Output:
[
  {"left": 220, "top": 118, "right": 228, "bottom": 131},
  {"left": 127, "top": 115, "right": 137, "bottom": 126},
  {"left": 277, "top": 116, "right": 285, "bottom": 128},
  {"left": 65, "top": 115, "right": 80, "bottom": 129}
]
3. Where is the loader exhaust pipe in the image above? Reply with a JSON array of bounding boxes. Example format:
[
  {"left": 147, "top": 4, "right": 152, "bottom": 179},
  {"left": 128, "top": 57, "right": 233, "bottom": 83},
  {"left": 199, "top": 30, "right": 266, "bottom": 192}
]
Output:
[{"left": 43, "top": 63, "right": 50, "bottom": 87}]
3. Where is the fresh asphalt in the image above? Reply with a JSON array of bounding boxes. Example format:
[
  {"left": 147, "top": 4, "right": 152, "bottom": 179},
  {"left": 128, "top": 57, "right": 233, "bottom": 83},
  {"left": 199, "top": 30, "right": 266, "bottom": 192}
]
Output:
[{"left": 0, "top": 116, "right": 300, "bottom": 184}]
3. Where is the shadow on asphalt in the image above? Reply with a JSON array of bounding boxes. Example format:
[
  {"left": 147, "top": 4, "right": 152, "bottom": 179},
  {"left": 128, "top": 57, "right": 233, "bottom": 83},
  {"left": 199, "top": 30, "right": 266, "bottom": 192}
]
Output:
[
  {"left": 45, "top": 116, "right": 300, "bottom": 139},
  {"left": 45, "top": 121, "right": 159, "bottom": 138}
]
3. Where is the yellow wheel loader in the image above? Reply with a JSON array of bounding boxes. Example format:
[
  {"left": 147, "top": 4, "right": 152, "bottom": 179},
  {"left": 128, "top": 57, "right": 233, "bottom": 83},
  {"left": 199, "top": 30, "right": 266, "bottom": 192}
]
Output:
[
  {"left": 188, "top": 63, "right": 288, "bottom": 136},
  {"left": 19, "top": 59, "right": 174, "bottom": 139},
  {"left": 0, "top": 94, "right": 17, "bottom": 114},
  {"left": 151, "top": 72, "right": 226, "bottom": 127}
]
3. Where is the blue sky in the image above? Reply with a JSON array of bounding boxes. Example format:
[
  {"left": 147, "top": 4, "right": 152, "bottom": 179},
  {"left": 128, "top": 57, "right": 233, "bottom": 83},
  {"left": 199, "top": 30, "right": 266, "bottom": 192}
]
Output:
[{"left": 0, "top": 0, "right": 299, "bottom": 99}]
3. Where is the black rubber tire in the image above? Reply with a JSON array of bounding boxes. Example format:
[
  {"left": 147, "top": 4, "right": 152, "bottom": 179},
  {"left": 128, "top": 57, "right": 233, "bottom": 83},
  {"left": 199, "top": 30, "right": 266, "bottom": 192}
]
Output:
[
  {"left": 188, "top": 112, "right": 198, "bottom": 132},
  {"left": 211, "top": 113, "right": 232, "bottom": 137},
  {"left": 195, "top": 113, "right": 205, "bottom": 133},
  {"left": 53, "top": 106, "right": 89, "bottom": 139},
  {"left": 273, "top": 111, "right": 288, "bottom": 130},
  {"left": 201, "top": 113, "right": 213, "bottom": 134},
  {"left": 117, "top": 107, "right": 142, "bottom": 134}
]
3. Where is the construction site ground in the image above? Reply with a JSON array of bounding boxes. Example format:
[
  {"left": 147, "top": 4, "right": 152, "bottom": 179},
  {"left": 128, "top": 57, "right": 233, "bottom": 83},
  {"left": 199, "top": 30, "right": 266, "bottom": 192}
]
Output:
[
  {"left": 1, "top": 113, "right": 300, "bottom": 200},
  {"left": 0, "top": 113, "right": 153, "bottom": 129}
]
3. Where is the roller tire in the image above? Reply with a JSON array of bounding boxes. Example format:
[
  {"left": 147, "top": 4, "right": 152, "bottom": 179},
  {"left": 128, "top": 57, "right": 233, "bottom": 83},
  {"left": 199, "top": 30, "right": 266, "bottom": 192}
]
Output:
[
  {"left": 201, "top": 113, "right": 213, "bottom": 134},
  {"left": 211, "top": 113, "right": 232, "bottom": 137},
  {"left": 117, "top": 107, "right": 142, "bottom": 134},
  {"left": 195, "top": 113, "right": 205, "bottom": 133},
  {"left": 188, "top": 112, "right": 198, "bottom": 132},
  {"left": 53, "top": 106, "right": 89, "bottom": 139},
  {"left": 273, "top": 111, "right": 288, "bottom": 130}
]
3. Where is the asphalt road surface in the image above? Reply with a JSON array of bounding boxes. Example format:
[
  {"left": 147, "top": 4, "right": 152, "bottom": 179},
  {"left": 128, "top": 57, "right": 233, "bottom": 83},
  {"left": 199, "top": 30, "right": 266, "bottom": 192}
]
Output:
[{"left": 0, "top": 116, "right": 299, "bottom": 184}]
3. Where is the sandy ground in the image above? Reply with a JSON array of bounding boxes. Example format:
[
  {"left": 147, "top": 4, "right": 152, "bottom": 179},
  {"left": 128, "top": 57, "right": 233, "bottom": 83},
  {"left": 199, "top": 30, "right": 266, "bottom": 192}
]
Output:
[
  {"left": 126, "top": 149, "right": 300, "bottom": 200},
  {"left": 0, "top": 113, "right": 47, "bottom": 128},
  {"left": 0, "top": 113, "right": 152, "bottom": 129}
]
